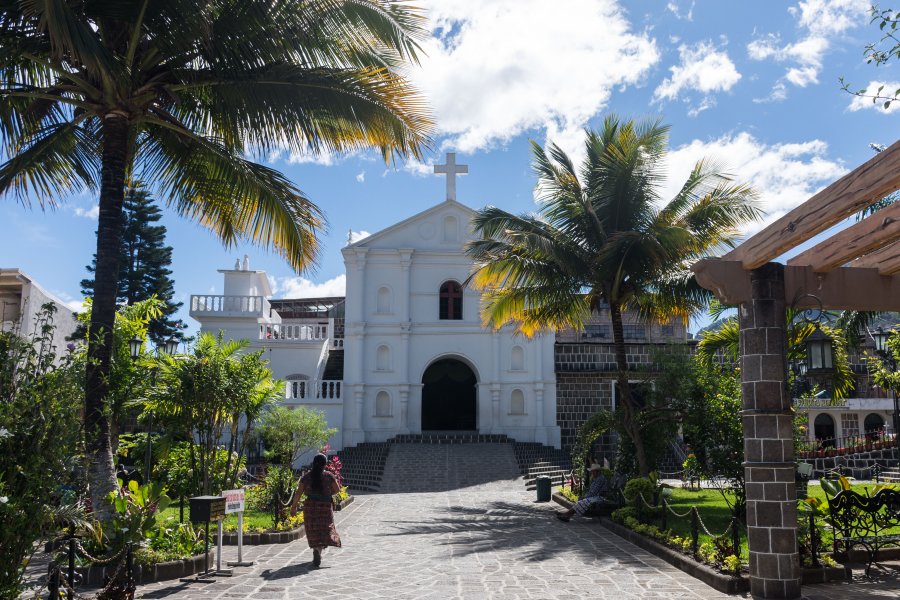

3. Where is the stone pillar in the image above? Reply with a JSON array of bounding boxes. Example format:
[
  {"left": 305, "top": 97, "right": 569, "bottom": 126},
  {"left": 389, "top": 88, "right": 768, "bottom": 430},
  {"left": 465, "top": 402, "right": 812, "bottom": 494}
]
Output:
[
  {"left": 398, "top": 385, "right": 410, "bottom": 434},
  {"left": 741, "top": 263, "right": 800, "bottom": 600}
]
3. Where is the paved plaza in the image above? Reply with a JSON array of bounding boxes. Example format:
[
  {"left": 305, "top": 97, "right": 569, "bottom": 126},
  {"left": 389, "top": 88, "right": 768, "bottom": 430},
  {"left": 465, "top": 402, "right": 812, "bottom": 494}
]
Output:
[{"left": 136, "top": 477, "right": 734, "bottom": 600}]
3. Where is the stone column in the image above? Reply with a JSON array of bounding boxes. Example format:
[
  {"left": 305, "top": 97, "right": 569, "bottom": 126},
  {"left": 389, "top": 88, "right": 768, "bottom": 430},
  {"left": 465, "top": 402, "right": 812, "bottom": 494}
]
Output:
[
  {"left": 741, "top": 263, "right": 800, "bottom": 600},
  {"left": 398, "top": 384, "right": 410, "bottom": 434}
]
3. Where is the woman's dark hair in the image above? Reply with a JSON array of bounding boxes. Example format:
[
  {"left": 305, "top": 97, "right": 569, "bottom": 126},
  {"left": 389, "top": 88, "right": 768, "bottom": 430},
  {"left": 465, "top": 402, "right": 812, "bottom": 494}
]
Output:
[{"left": 310, "top": 453, "right": 327, "bottom": 492}]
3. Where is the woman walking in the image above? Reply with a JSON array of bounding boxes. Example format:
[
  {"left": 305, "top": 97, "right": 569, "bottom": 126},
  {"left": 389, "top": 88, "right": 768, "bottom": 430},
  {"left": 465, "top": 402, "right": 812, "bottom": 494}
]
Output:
[{"left": 296, "top": 454, "right": 342, "bottom": 566}]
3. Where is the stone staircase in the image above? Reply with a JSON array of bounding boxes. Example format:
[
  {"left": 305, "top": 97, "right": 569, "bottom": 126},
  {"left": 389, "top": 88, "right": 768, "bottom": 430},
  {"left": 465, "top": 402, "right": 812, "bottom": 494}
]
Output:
[
  {"left": 512, "top": 442, "right": 572, "bottom": 491},
  {"left": 882, "top": 468, "right": 900, "bottom": 483},
  {"left": 322, "top": 348, "right": 344, "bottom": 380},
  {"left": 379, "top": 442, "right": 521, "bottom": 492},
  {"left": 336, "top": 441, "right": 390, "bottom": 492},
  {"left": 337, "top": 432, "right": 572, "bottom": 493}
]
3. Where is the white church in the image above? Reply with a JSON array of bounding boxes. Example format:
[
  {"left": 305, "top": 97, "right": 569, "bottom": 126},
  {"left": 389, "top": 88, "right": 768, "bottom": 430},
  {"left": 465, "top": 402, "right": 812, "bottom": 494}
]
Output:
[{"left": 189, "top": 154, "right": 689, "bottom": 456}]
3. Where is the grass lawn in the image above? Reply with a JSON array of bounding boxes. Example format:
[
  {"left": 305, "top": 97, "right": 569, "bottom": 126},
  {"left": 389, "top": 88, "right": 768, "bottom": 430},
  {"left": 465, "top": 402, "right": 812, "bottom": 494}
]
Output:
[
  {"left": 662, "top": 482, "right": 887, "bottom": 560},
  {"left": 155, "top": 503, "right": 293, "bottom": 533}
]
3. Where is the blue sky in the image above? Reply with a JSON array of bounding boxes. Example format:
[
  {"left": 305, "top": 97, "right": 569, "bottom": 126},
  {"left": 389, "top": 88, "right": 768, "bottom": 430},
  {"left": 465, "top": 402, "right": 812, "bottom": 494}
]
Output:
[{"left": 2, "top": 0, "right": 899, "bottom": 335}]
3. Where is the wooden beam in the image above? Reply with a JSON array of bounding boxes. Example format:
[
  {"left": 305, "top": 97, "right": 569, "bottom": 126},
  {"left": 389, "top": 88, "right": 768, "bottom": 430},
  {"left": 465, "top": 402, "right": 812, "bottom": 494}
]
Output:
[
  {"left": 724, "top": 138, "right": 900, "bottom": 269},
  {"left": 786, "top": 202, "right": 900, "bottom": 272},
  {"left": 692, "top": 259, "right": 900, "bottom": 311},
  {"left": 850, "top": 242, "right": 899, "bottom": 269},
  {"left": 872, "top": 248, "right": 900, "bottom": 275}
]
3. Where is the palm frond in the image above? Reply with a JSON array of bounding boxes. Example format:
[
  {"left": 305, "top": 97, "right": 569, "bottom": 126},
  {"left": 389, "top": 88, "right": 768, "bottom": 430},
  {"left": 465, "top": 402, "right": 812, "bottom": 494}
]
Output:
[{"left": 140, "top": 121, "right": 323, "bottom": 272}]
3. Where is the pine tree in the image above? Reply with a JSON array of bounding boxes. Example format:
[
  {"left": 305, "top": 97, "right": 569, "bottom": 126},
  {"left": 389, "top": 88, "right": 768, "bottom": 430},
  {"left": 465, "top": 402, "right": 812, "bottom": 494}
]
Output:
[{"left": 82, "top": 184, "right": 183, "bottom": 345}]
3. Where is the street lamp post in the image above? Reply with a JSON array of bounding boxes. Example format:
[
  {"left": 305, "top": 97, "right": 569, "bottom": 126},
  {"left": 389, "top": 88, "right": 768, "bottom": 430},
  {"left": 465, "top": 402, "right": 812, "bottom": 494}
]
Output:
[
  {"left": 130, "top": 335, "right": 180, "bottom": 485},
  {"left": 872, "top": 327, "right": 900, "bottom": 466}
]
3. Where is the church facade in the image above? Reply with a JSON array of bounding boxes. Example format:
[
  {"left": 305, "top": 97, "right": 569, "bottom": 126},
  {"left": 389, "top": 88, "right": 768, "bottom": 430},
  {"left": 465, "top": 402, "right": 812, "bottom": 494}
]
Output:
[{"left": 188, "top": 155, "right": 690, "bottom": 454}]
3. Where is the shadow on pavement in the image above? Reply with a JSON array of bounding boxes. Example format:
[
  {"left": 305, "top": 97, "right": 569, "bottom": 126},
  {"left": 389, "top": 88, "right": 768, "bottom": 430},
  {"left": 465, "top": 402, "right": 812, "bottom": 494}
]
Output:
[{"left": 374, "top": 499, "right": 623, "bottom": 563}]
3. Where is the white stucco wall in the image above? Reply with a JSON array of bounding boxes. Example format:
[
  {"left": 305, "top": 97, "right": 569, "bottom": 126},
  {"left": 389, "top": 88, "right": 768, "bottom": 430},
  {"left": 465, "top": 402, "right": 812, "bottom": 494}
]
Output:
[{"left": 341, "top": 200, "right": 561, "bottom": 448}]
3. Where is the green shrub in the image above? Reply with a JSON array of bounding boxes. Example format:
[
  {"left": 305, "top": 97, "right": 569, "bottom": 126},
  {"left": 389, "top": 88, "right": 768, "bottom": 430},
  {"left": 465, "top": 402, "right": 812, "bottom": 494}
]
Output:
[
  {"left": 623, "top": 477, "right": 656, "bottom": 508},
  {"left": 723, "top": 554, "right": 741, "bottom": 574},
  {"left": 611, "top": 506, "right": 637, "bottom": 523}
]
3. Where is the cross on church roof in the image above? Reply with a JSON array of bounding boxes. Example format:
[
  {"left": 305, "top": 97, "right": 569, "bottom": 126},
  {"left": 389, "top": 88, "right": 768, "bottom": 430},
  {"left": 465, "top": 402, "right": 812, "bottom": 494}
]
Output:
[{"left": 433, "top": 152, "right": 468, "bottom": 202}]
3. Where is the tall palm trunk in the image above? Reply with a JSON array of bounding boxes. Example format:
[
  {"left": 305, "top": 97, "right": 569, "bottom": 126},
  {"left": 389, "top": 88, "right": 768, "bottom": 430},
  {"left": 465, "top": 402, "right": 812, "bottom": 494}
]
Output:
[
  {"left": 85, "top": 114, "right": 130, "bottom": 521},
  {"left": 609, "top": 302, "right": 650, "bottom": 476}
]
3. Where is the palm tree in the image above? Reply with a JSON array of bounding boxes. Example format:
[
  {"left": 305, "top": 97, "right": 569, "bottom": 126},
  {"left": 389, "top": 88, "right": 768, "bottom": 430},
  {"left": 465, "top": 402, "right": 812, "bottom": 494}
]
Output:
[
  {"left": 466, "top": 116, "right": 761, "bottom": 476},
  {"left": 0, "top": 0, "right": 431, "bottom": 520}
]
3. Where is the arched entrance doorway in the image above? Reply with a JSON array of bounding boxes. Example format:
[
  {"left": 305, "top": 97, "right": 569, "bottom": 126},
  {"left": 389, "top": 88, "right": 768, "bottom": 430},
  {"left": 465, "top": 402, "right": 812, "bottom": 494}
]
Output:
[
  {"left": 421, "top": 358, "right": 477, "bottom": 431},
  {"left": 864, "top": 413, "right": 885, "bottom": 439},
  {"left": 814, "top": 413, "right": 836, "bottom": 448}
]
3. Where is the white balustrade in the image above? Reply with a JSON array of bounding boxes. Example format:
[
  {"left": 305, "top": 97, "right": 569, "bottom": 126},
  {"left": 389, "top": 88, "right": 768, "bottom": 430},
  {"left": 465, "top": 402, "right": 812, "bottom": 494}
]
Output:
[
  {"left": 259, "top": 323, "right": 328, "bottom": 341},
  {"left": 332, "top": 337, "right": 344, "bottom": 348},
  {"left": 284, "top": 379, "right": 342, "bottom": 401},
  {"left": 317, "top": 380, "right": 342, "bottom": 400},
  {"left": 190, "top": 295, "right": 266, "bottom": 316}
]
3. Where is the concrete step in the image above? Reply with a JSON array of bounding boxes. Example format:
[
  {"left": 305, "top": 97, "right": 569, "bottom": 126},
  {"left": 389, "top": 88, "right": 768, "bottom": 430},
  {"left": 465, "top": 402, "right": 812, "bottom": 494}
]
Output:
[{"left": 379, "top": 443, "right": 521, "bottom": 493}]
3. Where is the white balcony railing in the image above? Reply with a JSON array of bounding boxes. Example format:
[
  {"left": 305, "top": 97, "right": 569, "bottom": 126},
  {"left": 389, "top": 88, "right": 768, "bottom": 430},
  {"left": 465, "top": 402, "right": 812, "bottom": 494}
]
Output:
[
  {"left": 190, "top": 295, "right": 267, "bottom": 317},
  {"left": 285, "top": 379, "right": 342, "bottom": 401},
  {"left": 260, "top": 323, "right": 327, "bottom": 341},
  {"left": 332, "top": 337, "right": 344, "bottom": 348}
]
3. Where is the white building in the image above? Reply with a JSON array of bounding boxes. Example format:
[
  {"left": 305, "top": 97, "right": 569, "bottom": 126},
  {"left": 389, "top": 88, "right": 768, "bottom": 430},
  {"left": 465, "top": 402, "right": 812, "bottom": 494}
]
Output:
[
  {"left": 188, "top": 155, "right": 698, "bottom": 456},
  {"left": 0, "top": 267, "right": 78, "bottom": 357}
]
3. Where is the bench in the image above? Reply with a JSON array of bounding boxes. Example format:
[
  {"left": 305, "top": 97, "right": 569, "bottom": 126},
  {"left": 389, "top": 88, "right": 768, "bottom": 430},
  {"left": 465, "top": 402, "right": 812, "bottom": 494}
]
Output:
[
  {"left": 828, "top": 488, "right": 900, "bottom": 574},
  {"left": 580, "top": 473, "right": 628, "bottom": 517}
]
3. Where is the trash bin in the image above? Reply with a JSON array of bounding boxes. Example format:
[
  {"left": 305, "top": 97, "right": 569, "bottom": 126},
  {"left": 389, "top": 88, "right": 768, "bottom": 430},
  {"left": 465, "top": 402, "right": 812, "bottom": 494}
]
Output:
[{"left": 536, "top": 476, "right": 552, "bottom": 502}]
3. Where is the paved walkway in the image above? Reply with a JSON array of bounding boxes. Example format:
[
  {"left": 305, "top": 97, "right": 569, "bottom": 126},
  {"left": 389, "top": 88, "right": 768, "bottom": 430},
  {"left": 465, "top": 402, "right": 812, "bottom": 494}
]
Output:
[{"left": 137, "top": 479, "right": 735, "bottom": 599}]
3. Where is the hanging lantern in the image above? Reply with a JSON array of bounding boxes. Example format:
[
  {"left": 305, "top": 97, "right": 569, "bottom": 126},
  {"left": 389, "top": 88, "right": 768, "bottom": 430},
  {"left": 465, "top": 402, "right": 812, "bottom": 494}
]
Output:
[
  {"left": 163, "top": 335, "right": 180, "bottom": 356},
  {"left": 128, "top": 335, "right": 143, "bottom": 360},
  {"left": 805, "top": 327, "right": 833, "bottom": 372},
  {"left": 872, "top": 326, "right": 890, "bottom": 355}
]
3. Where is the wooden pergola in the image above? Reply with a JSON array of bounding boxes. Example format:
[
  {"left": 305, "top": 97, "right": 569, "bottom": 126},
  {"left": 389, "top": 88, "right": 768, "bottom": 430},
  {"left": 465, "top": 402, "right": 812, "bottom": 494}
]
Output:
[{"left": 692, "top": 140, "right": 900, "bottom": 599}]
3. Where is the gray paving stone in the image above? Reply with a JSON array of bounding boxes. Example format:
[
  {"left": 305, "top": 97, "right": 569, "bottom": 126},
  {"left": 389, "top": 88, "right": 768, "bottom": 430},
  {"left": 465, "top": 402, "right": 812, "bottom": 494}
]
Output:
[{"left": 129, "top": 473, "right": 900, "bottom": 599}]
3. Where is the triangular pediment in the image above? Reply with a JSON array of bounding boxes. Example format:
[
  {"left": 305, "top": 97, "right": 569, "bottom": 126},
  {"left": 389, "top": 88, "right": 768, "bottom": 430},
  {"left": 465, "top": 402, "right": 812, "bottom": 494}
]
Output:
[{"left": 345, "top": 200, "right": 479, "bottom": 252}]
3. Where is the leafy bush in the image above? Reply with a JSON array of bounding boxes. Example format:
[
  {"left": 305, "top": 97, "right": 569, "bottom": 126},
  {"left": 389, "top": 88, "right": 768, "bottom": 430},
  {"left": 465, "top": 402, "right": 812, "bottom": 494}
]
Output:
[
  {"left": 156, "top": 441, "right": 243, "bottom": 500},
  {"left": 257, "top": 466, "right": 296, "bottom": 526},
  {"left": 0, "top": 305, "right": 83, "bottom": 597},
  {"left": 559, "top": 485, "right": 579, "bottom": 503},
  {"left": 723, "top": 554, "right": 741, "bottom": 574},
  {"left": 611, "top": 506, "right": 637, "bottom": 523},
  {"left": 145, "top": 522, "right": 203, "bottom": 563}
]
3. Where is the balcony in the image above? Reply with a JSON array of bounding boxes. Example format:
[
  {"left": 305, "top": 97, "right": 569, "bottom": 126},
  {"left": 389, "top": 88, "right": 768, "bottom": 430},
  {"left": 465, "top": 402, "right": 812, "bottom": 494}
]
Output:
[
  {"left": 285, "top": 379, "right": 342, "bottom": 402},
  {"left": 260, "top": 323, "right": 328, "bottom": 341},
  {"left": 190, "top": 295, "right": 269, "bottom": 318}
]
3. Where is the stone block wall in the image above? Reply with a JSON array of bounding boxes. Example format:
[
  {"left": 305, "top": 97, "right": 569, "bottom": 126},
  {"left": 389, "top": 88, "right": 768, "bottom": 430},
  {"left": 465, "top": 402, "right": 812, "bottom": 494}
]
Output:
[{"left": 555, "top": 372, "right": 614, "bottom": 452}]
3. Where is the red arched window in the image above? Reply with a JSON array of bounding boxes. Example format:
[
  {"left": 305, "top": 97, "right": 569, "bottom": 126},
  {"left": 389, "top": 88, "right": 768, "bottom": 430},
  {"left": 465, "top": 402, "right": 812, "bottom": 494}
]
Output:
[{"left": 439, "top": 281, "right": 463, "bottom": 320}]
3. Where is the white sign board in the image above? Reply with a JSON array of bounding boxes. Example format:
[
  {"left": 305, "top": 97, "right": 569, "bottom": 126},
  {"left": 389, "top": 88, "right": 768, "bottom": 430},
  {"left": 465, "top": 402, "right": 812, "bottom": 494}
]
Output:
[{"left": 223, "top": 489, "right": 245, "bottom": 514}]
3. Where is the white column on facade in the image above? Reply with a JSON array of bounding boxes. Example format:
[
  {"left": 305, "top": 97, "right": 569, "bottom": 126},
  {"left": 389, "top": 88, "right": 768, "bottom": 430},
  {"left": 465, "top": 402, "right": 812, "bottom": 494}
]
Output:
[
  {"left": 399, "top": 384, "right": 410, "bottom": 434},
  {"left": 534, "top": 383, "right": 547, "bottom": 444},
  {"left": 490, "top": 331, "right": 501, "bottom": 433},
  {"left": 490, "top": 388, "right": 501, "bottom": 434},
  {"left": 399, "top": 249, "right": 413, "bottom": 322},
  {"left": 344, "top": 249, "right": 367, "bottom": 446},
  {"left": 399, "top": 323, "right": 411, "bottom": 434}
]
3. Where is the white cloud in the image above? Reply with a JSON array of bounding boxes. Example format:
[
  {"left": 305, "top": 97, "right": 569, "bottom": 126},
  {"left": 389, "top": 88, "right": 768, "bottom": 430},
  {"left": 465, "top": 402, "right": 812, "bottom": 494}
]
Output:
[
  {"left": 401, "top": 158, "right": 435, "bottom": 177},
  {"left": 666, "top": 1, "right": 695, "bottom": 21},
  {"left": 653, "top": 41, "right": 741, "bottom": 104},
  {"left": 356, "top": 171, "right": 366, "bottom": 183},
  {"left": 412, "top": 0, "right": 659, "bottom": 153},
  {"left": 348, "top": 230, "right": 371, "bottom": 245},
  {"left": 65, "top": 299, "right": 84, "bottom": 312},
  {"left": 660, "top": 132, "right": 847, "bottom": 234},
  {"left": 73, "top": 205, "right": 99, "bottom": 219},
  {"left": 847, "top": 80, "right": 900, "bottom": 113},
  {"left": 747, "top": 0, "right": 869, "bottom": 97},
  {"left": 272, "top": 274, "right": 346, "bottom": 298}
]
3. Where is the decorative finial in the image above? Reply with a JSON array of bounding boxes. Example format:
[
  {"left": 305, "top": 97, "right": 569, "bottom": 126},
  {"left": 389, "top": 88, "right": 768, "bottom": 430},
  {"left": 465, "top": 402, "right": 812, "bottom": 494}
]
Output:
[
  {"left": 242, "top": 255, "right": 250, "bottom": 271},
  {"left": 433, "top": 152, "right": 468, "bottom": 202},
  {"left": 234, "top": 258, "right": 240, "bottom": 270}
]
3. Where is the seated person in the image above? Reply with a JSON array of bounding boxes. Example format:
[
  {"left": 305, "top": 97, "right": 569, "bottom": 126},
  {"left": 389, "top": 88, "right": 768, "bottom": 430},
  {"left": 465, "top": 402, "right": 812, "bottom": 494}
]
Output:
[{"left": 557, "top": 461, "right": 609, "bottom": 522}]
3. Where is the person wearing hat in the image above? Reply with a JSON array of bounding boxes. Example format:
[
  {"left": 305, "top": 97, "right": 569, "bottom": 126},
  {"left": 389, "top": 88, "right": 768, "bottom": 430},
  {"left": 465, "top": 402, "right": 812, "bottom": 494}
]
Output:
[
  {"left": 556, "top": 460, "right": 610, "bottom": 522},
  {"left": 295, "top": 453, "right": 342, "bottom": 566}
]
